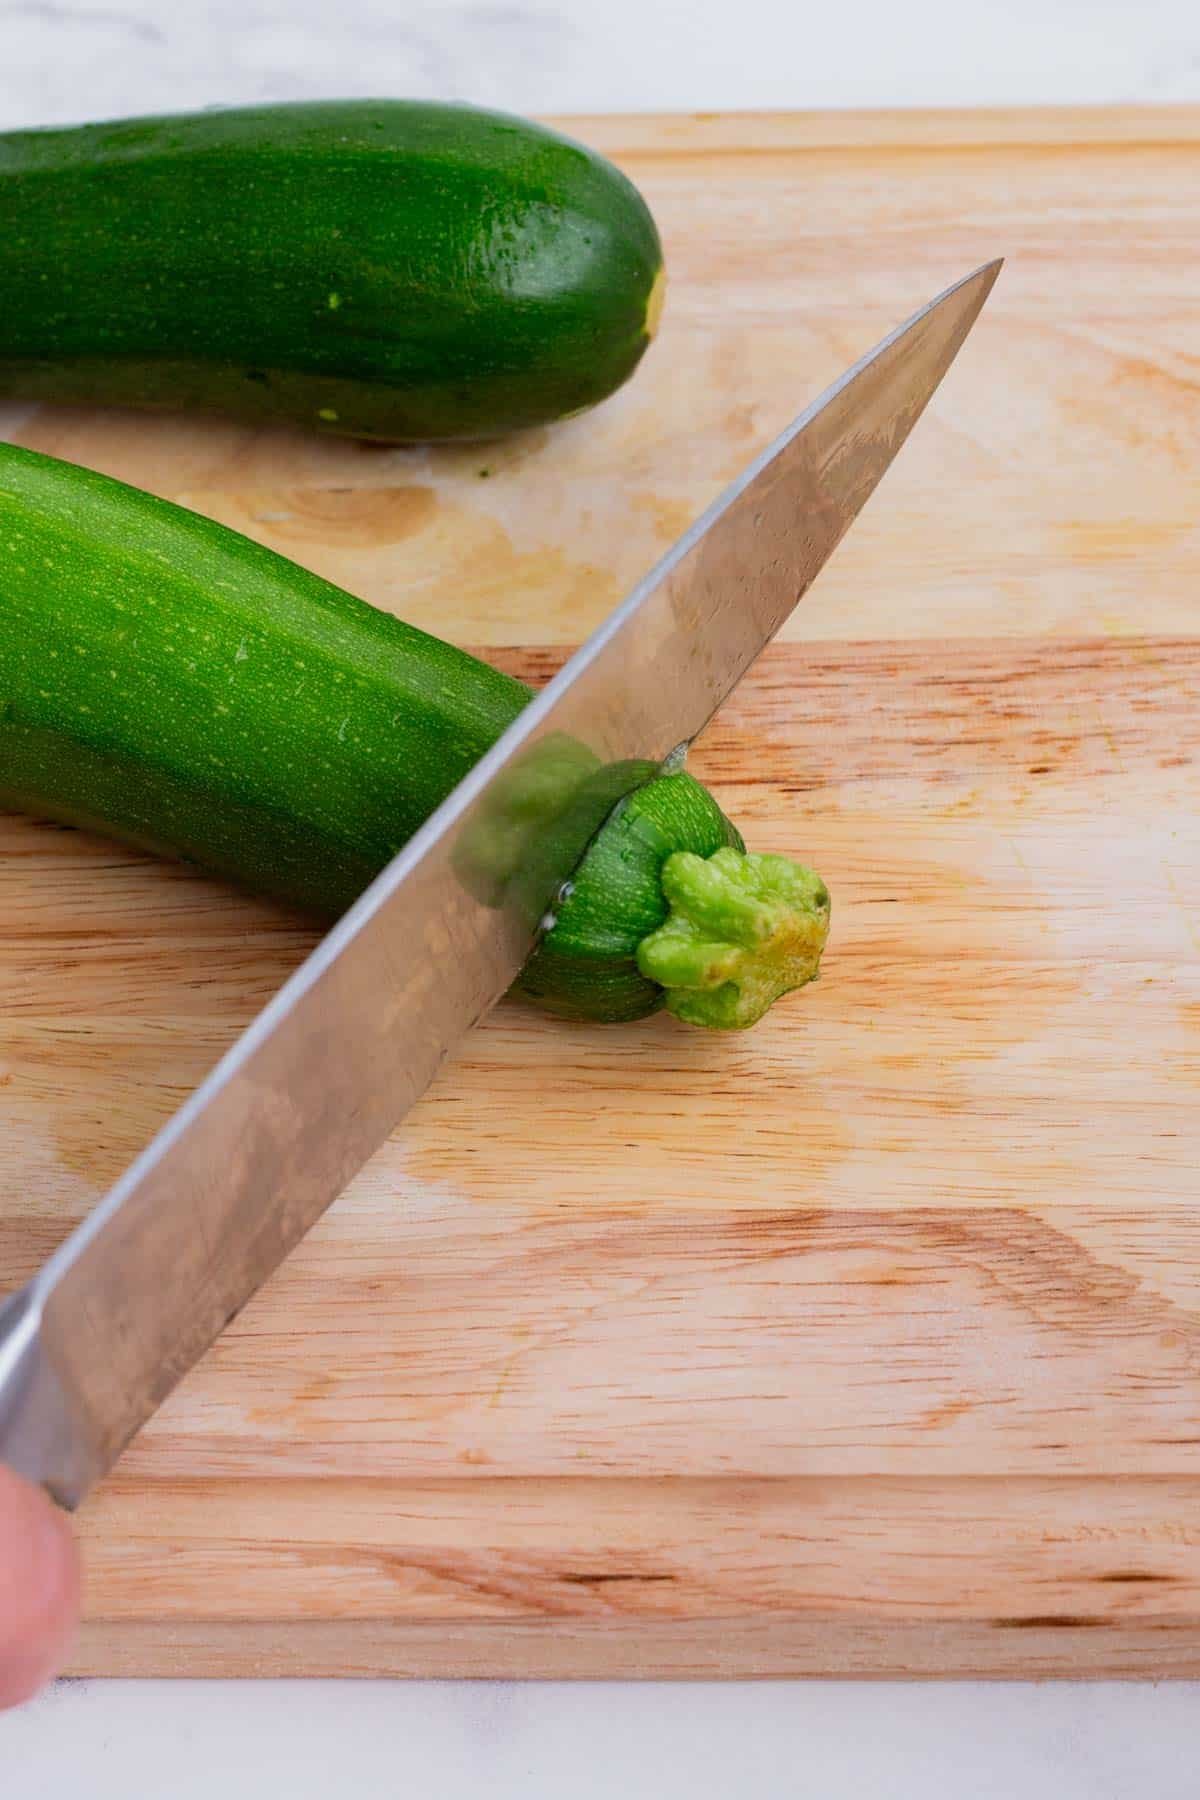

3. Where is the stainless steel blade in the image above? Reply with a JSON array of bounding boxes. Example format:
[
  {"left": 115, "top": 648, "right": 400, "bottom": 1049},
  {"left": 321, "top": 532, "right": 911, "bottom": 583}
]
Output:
[{"left": 0, "top": 260, "right": 1001, "bottom": 1505}]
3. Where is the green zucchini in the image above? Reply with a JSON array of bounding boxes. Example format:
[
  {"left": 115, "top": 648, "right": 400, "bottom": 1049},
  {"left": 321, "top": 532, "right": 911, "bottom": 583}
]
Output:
[
  {"left": 0, "top": 100, "right": 664, "bottom": 441},
  {"left": 0, "top": 444, "right": 829, "bottom": 1028}
]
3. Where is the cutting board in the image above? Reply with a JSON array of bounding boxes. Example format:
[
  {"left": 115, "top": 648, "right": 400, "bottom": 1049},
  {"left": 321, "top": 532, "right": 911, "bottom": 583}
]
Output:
[{"left": 2, "top": 106, "right": 1198, "bottom": 1679}]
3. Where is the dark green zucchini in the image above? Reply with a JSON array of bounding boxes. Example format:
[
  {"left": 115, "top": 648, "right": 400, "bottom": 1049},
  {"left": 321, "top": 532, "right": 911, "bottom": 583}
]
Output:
[
  {"left": 0, "top": 100, "right": 664, "bottom": 441},
  {"left": 0, "top": 443, "right": 829, "bottom": 1028}
]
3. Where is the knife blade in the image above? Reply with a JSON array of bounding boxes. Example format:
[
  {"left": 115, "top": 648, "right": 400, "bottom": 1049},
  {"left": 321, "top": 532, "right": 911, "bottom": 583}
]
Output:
[{"left": 0, "top": 259, "right": 1001, "bottom": 1506}]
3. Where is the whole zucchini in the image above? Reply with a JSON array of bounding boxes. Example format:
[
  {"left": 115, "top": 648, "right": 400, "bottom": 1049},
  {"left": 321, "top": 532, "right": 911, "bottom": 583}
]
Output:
[
  {"left": 0, "top": 100, "right": 664, "bottom": 441},
  {"left": 0, "top": 445, "right": 829, "bottom": 1029}
]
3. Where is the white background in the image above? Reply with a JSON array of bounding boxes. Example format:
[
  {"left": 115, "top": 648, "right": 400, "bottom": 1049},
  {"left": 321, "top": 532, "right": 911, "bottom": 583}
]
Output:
[
  {"left": 4, "top": 0, "right": 1200, "bottom": 122},
  {"left": 4, "top": 0, "right": 1200, "bottom": 1792}
]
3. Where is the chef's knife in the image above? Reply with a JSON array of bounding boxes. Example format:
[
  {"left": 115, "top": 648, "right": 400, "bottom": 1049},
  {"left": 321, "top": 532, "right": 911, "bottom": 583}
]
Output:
[{"left": 0, "top": 260, "right": 1000, "bottom": 1506}]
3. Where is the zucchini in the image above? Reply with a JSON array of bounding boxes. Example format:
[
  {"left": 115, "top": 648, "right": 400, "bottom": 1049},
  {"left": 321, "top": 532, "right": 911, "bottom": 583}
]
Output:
[
  {"left": 0, "top": 100, "right": 664, "bottom": 441},
  {"left": 0, "top": 444, "right": 829, "bottom": 1029}
]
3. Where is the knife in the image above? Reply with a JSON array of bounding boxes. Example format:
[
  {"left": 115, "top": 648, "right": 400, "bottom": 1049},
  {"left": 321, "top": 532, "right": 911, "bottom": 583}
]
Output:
[{"left": 0, "top": 260, "right": 1000, "bottom": 1507}]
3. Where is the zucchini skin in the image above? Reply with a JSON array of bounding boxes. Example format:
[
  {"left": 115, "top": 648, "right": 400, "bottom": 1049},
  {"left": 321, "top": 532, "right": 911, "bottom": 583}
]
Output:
[
  {"left": 515, "top": 773, "right": 743, "bottom": 1023},
  {"left": 1, "top": 446, "right": 827, "bottom": 1029},
  {"left": 0, "top": 100, "right": 664, "bottom": 441},
  {"left": 0, "top": 443, "right": 530, "bottom": 918}
]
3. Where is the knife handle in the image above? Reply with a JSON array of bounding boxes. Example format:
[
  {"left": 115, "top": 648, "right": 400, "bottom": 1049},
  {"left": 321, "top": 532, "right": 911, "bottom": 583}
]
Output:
[{"left": 0, "top": 1286, "right": 90, "bottom": 1509}]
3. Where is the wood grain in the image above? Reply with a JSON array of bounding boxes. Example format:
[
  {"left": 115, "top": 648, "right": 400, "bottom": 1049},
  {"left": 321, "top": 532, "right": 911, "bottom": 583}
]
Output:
[{"left": 1, "top": 107, "right": 1198, "bottom": 1677}]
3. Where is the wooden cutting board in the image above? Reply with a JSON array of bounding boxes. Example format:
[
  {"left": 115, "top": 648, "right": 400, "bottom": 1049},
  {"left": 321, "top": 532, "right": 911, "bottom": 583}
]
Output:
[{"left": 2, "top": 106, "right": 1199, "bottom": 1679}]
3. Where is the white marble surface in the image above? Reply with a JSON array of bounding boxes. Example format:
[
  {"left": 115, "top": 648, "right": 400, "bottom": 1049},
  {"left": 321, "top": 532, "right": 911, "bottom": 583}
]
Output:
[
  {"left": 5, "top": 0, "right": 1200, "bottom": 1791},
  {"left": 2, "top": 0, "right": 1200, "bottom": 123},
  {"left": 5, "top": 1677, "right": 1200, "bottom": 1796}
]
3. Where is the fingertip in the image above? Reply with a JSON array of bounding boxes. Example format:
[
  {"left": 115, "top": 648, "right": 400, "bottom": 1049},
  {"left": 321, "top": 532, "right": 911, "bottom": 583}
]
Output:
[{"left": 0, "top": 1465, "right": 81, "bottom": 1709}]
